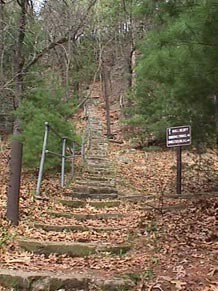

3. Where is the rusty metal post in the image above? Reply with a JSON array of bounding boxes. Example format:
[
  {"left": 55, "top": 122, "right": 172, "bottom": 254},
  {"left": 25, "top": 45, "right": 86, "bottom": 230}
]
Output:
[{"left": 176, "top": 146, "right": 182, "bottom": 194}]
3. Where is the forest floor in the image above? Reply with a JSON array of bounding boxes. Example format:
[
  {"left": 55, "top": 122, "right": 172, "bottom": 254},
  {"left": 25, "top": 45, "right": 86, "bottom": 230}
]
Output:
[{"left": 0, "top": 85, "right": 218, "bottom": 290}]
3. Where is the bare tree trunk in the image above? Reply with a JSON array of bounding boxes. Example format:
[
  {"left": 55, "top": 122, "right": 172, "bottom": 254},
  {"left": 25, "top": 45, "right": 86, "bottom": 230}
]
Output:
[
  {"left": 0, "top": 3, "right": 4, "bottom": 78},
  {"left": 7, "top": 0, "right": 26, "bottom": 226},
  {"left": 102, "top": 64, "right": 112, "bottom": 138},
  {"left": 7, "top": 125, "right": 23, "bottom": 225}
]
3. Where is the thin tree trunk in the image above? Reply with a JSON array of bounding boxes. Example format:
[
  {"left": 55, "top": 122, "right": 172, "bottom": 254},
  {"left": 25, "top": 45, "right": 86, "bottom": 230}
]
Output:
[
  {"left": 102, "top": 65, "right": 112, "bottom": 138},
  {"left": 0, "top": 3, "right": 4, "bottom": 78},
  {"left": 7, "top": 0, "right": 26, "bottom": 226}
]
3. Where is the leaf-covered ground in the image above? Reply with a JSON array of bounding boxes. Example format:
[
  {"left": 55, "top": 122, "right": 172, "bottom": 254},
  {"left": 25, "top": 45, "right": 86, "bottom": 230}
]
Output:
[{"left": 0, "top": 92, "right": 218, "bottom": 290}]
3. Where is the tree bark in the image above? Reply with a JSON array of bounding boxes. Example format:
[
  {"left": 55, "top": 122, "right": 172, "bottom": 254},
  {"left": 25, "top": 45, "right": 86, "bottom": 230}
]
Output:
[
  {"left": 7, "top": 0, "right": 26, "bottom": 226},
  {"left": 214, "top": 95, "right": 218, "bottom": 147},
  {"left": 7, "top": 128, "right": 23, "bottom": 225}
]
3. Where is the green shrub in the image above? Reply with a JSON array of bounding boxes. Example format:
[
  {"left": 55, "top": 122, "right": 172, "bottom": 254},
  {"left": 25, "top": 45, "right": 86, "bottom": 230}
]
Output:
[{"left": 16, "top": 87, "right": 80, "bottom": 170}]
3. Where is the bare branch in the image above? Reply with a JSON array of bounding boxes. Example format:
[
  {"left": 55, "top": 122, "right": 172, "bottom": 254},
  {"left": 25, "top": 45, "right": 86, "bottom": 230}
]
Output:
[{"left": 23, "top": 0, "right": 98, "bottom": 73}]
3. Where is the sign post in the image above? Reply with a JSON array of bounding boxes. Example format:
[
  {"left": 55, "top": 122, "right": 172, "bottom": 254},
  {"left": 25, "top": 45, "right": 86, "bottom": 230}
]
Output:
[
  {"left": 176, "top": 146, "right": 182, "bottom": 194},
  {"left": 166, "top": 125, "right": 191, "bottom": 194}
]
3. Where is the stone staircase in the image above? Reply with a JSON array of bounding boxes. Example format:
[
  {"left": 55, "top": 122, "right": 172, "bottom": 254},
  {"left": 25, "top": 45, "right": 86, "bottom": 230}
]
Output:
[
  {"left": 71, "top": 99, "right": 118, "bottom": 201},
  {"left": 0, "top": 99, "right": 139, "bottom": 290}
]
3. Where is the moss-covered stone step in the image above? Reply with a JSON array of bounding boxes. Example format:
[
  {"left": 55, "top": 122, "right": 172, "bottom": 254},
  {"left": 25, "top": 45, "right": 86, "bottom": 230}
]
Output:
[
  {"left": 0, "top": 269, "right": 134, "bottom": 291},
  {"left": 59, "top": 199, "right": 121, "bottom": 209},
  {"left": 34, "top": 223, "right": 126, "bottom": 232},
  {"left": 18, "top": 239, "right": 131, "bottom": 257},
  {"left": 47, "top": 211, "right": 124, "bottom": 220},
  {"left": 73, "top": 185, "right": 118, "bottom": 194}
]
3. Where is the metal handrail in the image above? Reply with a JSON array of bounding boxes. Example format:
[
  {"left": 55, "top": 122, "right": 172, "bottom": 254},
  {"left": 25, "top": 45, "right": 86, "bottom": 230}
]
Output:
[
  {"left": 35, "top": 122, "right": 81, "bottom": 198},
  {"left": 36, "top": 99, "right": 93, "bottom": 198},
  {"left": 49, "top": 124, "right": 81, "bottom": 147}
]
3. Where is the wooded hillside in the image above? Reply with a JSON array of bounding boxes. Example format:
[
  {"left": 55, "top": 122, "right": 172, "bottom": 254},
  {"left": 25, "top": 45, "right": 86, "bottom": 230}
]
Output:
[{"left": 0, "top": 1, "right": 217, "bottom": 290}]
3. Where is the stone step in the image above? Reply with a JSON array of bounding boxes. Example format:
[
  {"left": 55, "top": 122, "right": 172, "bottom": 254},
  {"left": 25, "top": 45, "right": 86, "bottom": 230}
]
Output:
[
  {"left": 88, "top": 151, "right": 107, "bottom": 155},
  {"left": 91, "top": 132, "right": 104, "bottom": 135},
  {"left": 72, "top": 193, "right": 118, "bottom": 200},
  {"left": 90, "top": 142, "right": 106, "bottom": 146},
  {"left": 87, "top": 155, "right": 108, "bottom": 159},
  {"left": 119, "top": 195, "right": 156, "bottom": 201},
  {"left": 89, "top": 148, "right": 107, "bottom": 152},
  {"left": 86, "top": 163, "right": 111, "bottom": 169},
  {"left": 88, "top": 151, "right": 108, "bottom": 155},
  {"left": 89, "top": 121, "right": 102, "bottom": 125},
  {"left": 87, "top": 155, "right": 108, "bottom": 160},
  {"left": 59, "top": 199, "right": 120, "bottom": 208},
  {"left": 91, "top": 139, "right": 107, "bottom": 143},
  {"left": 90, "top": 129, "right": 103, "bottom": 133},
  {"left": 75, "top": 181, "right": 116, "bottom": 189},
  {"left": 35, "top": 223, "right": 125, "bottom": 232},
  {"left": 83, "top": 175, "right": 114, "bottom": 182},
  {"left": 90, "top": 142, "right": 107, "bottom": 146},
  {"left": 85, "top": 168, "right": 114, "bottom": 175},
  {"left": 87, "top": 156, "right": 109, "bottom": 161},
  {"left": 165, "top": 192, "right": 218, "bottom": 199},
  {"left": 18, "top": 239, "right": 131, "bottom": 257},
  {"left": 48, "top": 211, "right": 124, "bottom": 220},
  {"left": 74, "top": 184, "right": 117, "bottom": 190},
  {"left": 90, "top": 136, "right": 105, "bottom": 139},
  {"left": 0, "top": 269, "right": 134, "bottom": 291},
  {"left": 73, "top": 185, "right": 117, "bottom": 194},
  {"left": 90, "top": 143, "right": 107, "bottom": 147},
  {"left": 90, "top": 137, "right": 104, "bottom": 141},
  {"left": 86, "top": 158, "right": 110, "bottom": 164}
]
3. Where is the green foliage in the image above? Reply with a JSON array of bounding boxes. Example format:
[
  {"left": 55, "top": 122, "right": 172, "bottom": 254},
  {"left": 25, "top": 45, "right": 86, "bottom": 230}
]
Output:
[
  {"left": 16, "top": 86, "right": 80, "bottom": 170},
  {"left": 132, "top": 0, "right": 218, "bottom": 146}
]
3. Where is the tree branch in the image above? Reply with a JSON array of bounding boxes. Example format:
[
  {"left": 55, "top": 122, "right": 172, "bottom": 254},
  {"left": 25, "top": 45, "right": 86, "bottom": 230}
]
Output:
[{"left": 23, "top": 0, "right": 97, "bottom": 73}]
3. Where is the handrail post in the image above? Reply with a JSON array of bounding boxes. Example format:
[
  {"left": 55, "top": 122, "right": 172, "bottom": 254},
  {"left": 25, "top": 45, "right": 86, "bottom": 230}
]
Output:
[
  {"left": 61, "top": 137, "right": 66, "bottom": 187},
  {"left": 88, "top": 127, "right": 92, "bottom": 150},
  {"left": 36, "top": 122, "right": 49, "bottom": 197}
]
